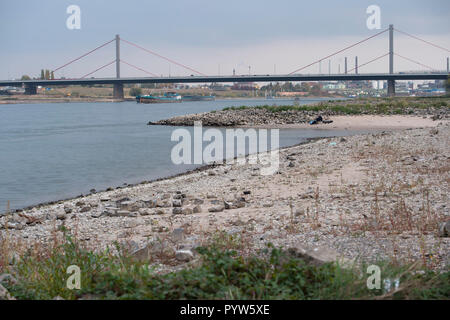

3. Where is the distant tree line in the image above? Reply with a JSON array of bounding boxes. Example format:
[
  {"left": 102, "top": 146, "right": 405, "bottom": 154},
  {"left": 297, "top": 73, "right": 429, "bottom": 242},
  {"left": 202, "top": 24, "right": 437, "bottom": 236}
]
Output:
[{"left": 260, "top": 82, "right": 322, "bottom": 95}]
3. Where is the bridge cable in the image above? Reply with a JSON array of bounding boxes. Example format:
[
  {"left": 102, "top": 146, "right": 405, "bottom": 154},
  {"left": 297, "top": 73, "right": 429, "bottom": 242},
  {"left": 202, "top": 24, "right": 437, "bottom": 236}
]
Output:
[
  {"left": 121, "top": 38, "right": 206, "bottom": 76},
  {"left": 394, "top": 28, "right": 450, "bottom": 53},
  {"left": 347, "top": 52, "right": 389, "bottom": 73},
  {"left": 80, "top": 60, "right": 116, "bottom": 79},
  {"left": 52, "top": 39, "right": 115, "bottom": 74},
  {"left": 120, "top": 60, "right": 158, "bottom": 77},
  {"left": 394, "top": 53, "right": 437, "bottom": 71},
  {"left": 288, "top": 28, "right": 389, "bottom": 75}
]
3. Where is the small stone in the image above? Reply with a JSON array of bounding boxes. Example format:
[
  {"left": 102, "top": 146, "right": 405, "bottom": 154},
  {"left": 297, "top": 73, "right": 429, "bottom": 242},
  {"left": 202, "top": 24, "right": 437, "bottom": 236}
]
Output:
[
  {"left": 75, "top": 201, "right": 85, "bottom": 207},
  {"left": 80, "top": 206, "right": 91, "bottom": 213},
  {"left": 172, "top": 228, "right": 185, "bottom": 242},
  {"left": 243, "top": 190, "right": 251, "bottom": 195},
  {"left": 294, "top": 208, "right": 304, "bottom": 216},
  {"left": 100, "top": 196, "right": 111, "bottom": 202},
  {"left": 263, "top": 201, "right": 274, "bottom": 208},
  {"left": 104, "top": 206, "right": 119, "bottom": 215},
  {"left": 175, "top": 250, "right": 194, "bottom": 262},
  {"left": 208, "top": 205, "right": 225, "bottom": 213},
  {"left": 91, "top": 212, "right": 104, "bottom": 218},
  {"left": 157, "top": 200, "right": 171, "bottom": 208},
  {"left": 117, "top": 210, "right": 136, "bottom": 217},
  {"left": 182, "top": 207, "right": 193, "bottom": 215},
  {"left": 56, "top": 212, "right": 66, "bottom": 220},
  {"left": 224, "top": 201, "right": 233, "bottom": 210},
  {"left": 64, "top": 206, "right": 72, "bottom": 214},
  {"left": 139, "top": 208, "right": 151, "bottom": 216},
  {"left": 288, "top": 162, "right": 295, "bottom": 168},
  {"left": 172, "top": 199, "right": 182, "bottom": 207},
  {"left": 119, "top": 201, "right": 135, "bottom": 210},
  {"left": 193, "top": 205, "right": 202, "bottom": 213},
  {"left": 172, "top": 207, "right": 183, "bottom": 214},
  {"left": 155, "top": 209, "right": 166, "bottom": 215},
  {"left": 234, "top": 200, "right": 245, "bottom": 208}
]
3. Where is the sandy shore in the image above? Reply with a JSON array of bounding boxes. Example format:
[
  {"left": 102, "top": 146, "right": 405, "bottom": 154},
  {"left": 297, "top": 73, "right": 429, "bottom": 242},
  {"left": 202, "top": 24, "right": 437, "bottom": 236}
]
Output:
[
  {"left": 1, "top": 116, "right": 449, "bottom": 271},
  {"left": 243, "top": 115, "right": 444, "bottom": 130}
]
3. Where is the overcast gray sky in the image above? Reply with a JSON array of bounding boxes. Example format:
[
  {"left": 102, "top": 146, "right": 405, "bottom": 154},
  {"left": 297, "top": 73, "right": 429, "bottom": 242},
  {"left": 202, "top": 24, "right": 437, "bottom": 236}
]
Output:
[{"left": 0, "top": 0, "right": 449, "bottom": 79}]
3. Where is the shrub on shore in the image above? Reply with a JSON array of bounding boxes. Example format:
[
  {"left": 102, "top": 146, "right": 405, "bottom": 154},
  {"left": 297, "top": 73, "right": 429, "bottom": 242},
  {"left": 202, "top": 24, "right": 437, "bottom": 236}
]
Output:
[
  {"left": 222, "top": 96, "right": 449, "bottom": 115},
  {"left": 2, "top": 236, "right": 448, "bottom": 300}
]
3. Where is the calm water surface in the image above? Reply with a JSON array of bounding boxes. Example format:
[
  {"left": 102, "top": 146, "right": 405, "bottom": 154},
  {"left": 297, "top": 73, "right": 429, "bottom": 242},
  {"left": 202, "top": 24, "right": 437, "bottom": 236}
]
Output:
[{"left": 0, "top": 98, "right": 366, "bottom": 211}]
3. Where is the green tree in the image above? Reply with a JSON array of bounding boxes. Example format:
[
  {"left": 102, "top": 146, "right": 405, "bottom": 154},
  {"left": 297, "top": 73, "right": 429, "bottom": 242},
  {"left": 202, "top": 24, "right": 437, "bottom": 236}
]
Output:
[
  {"left": 40, "top": 69, "right": 45, "bottom": 80},
  {"left": 129, "top": 86, "right": 142, "bottom": 97},
  {"left": 311, "top": 84, "right": 322, "bottom": 96},
  {"left": 21, "top": 75, "right": 31, "bottom": 80},
  {"left": 51, "top": 71, "right": 55, "bottom": 80},
  {"left": 45, "top": 70, "right": 50, "bottom": 80}
]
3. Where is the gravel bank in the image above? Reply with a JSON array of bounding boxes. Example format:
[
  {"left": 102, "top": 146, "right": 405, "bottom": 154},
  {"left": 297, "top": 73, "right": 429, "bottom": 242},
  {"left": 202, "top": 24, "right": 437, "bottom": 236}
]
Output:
[
  {"left": 1, "top": 121, "right": 449, "bottom": 271},
  {"left": 148, "top": 98, "right": 449, "bottom": 127}
]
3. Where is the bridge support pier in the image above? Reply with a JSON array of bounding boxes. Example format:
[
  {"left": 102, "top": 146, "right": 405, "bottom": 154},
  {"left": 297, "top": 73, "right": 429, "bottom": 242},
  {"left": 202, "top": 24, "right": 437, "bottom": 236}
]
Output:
[
  {"left": 24, "top": 84, "right": 37, "bottom": 95},
  {"left": 387, "top": 79, "right": 395, "bottom": 97},
  {"left": 113, "top": 83, "right": 124, "bottom": 99}
]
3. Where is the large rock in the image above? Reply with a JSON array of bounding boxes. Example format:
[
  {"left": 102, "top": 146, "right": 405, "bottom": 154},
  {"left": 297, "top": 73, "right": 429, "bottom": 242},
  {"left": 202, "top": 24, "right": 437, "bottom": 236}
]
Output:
[
  {"left": 208, "top": 205, "right": 225, "bottom": 213},
  {"left": 0, "top": 274, "right": 17, "bottom": 286},
  {"left": 131, "top": 241, "right": 174, "bottom": 262},
  {"left": 172, "top": 199, "right": 182, "bottom": 207},
  {"left": 287, "top": 245, "right": 355, "bottom": 268},
  {"left": 172, "top": 207, "right": 183, "bottom": 215},
  {"left": 56, "top": 212, "right": 67, "bottom": 220},
  {"left": 0, "top": 283, "right": 14, "bottom": 300},
  {"left": 175, "top": 250, "right": 194, "bottom": 262},
  {"left": 439, "top": 220, "right": 450, "bottom": 237}
]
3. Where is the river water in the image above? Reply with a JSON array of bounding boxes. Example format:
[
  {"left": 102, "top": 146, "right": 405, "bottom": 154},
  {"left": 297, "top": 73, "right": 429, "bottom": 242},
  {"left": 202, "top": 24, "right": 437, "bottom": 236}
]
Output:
[{"left": 0, "top": 98, "right": 368, "bottom": 211}]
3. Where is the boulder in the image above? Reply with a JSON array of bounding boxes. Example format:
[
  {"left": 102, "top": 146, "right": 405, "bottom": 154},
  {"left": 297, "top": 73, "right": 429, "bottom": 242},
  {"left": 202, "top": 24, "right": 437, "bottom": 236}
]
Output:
[
  {"left": 131, "top": 241, "right": 174, "bottom": 262},
  {"left": 175, "top": 250, "right": 194, "bottom": 262},
  {"left": 287, "top": 245, "right": 355, "bottom": 269},
  {"left": 172, "top": 207, "right": 183, "bottom": 214},
  {"left": 172, "top": 199, "right": 182, "bottom": 207},
  {"left": 56, "top": 212, "right": 67, "bottom": 220},
  {"left": 64, "top": 206, "right": 73, "bottom": 214},
  {"left": 192, "top": 198, "right": 204, "bottom": 205},
  {"left": 208, "top": 205, "right": 225, "bottom": 213},
  {"left": 439, "top": 220, "right": 450, "bottom": 237},
  {"left": 0, "top": 284, "right": 13, "bottom": 300}
]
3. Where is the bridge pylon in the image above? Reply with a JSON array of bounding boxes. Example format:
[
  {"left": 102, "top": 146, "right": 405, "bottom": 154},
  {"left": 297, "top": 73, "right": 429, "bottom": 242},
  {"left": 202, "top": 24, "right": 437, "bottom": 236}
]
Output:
[
  {"left": 387, "top": 24, "right": 395, "bottom": 97},
  {"left": 113, "top": 34, "right": 124, "bottom": 99}
]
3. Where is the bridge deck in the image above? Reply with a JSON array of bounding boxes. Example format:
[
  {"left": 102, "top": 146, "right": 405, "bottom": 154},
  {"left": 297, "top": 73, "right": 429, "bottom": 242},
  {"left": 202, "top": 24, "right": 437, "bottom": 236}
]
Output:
[{"left": 0, "top": 73, "right": 448, "bottom": 88}]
